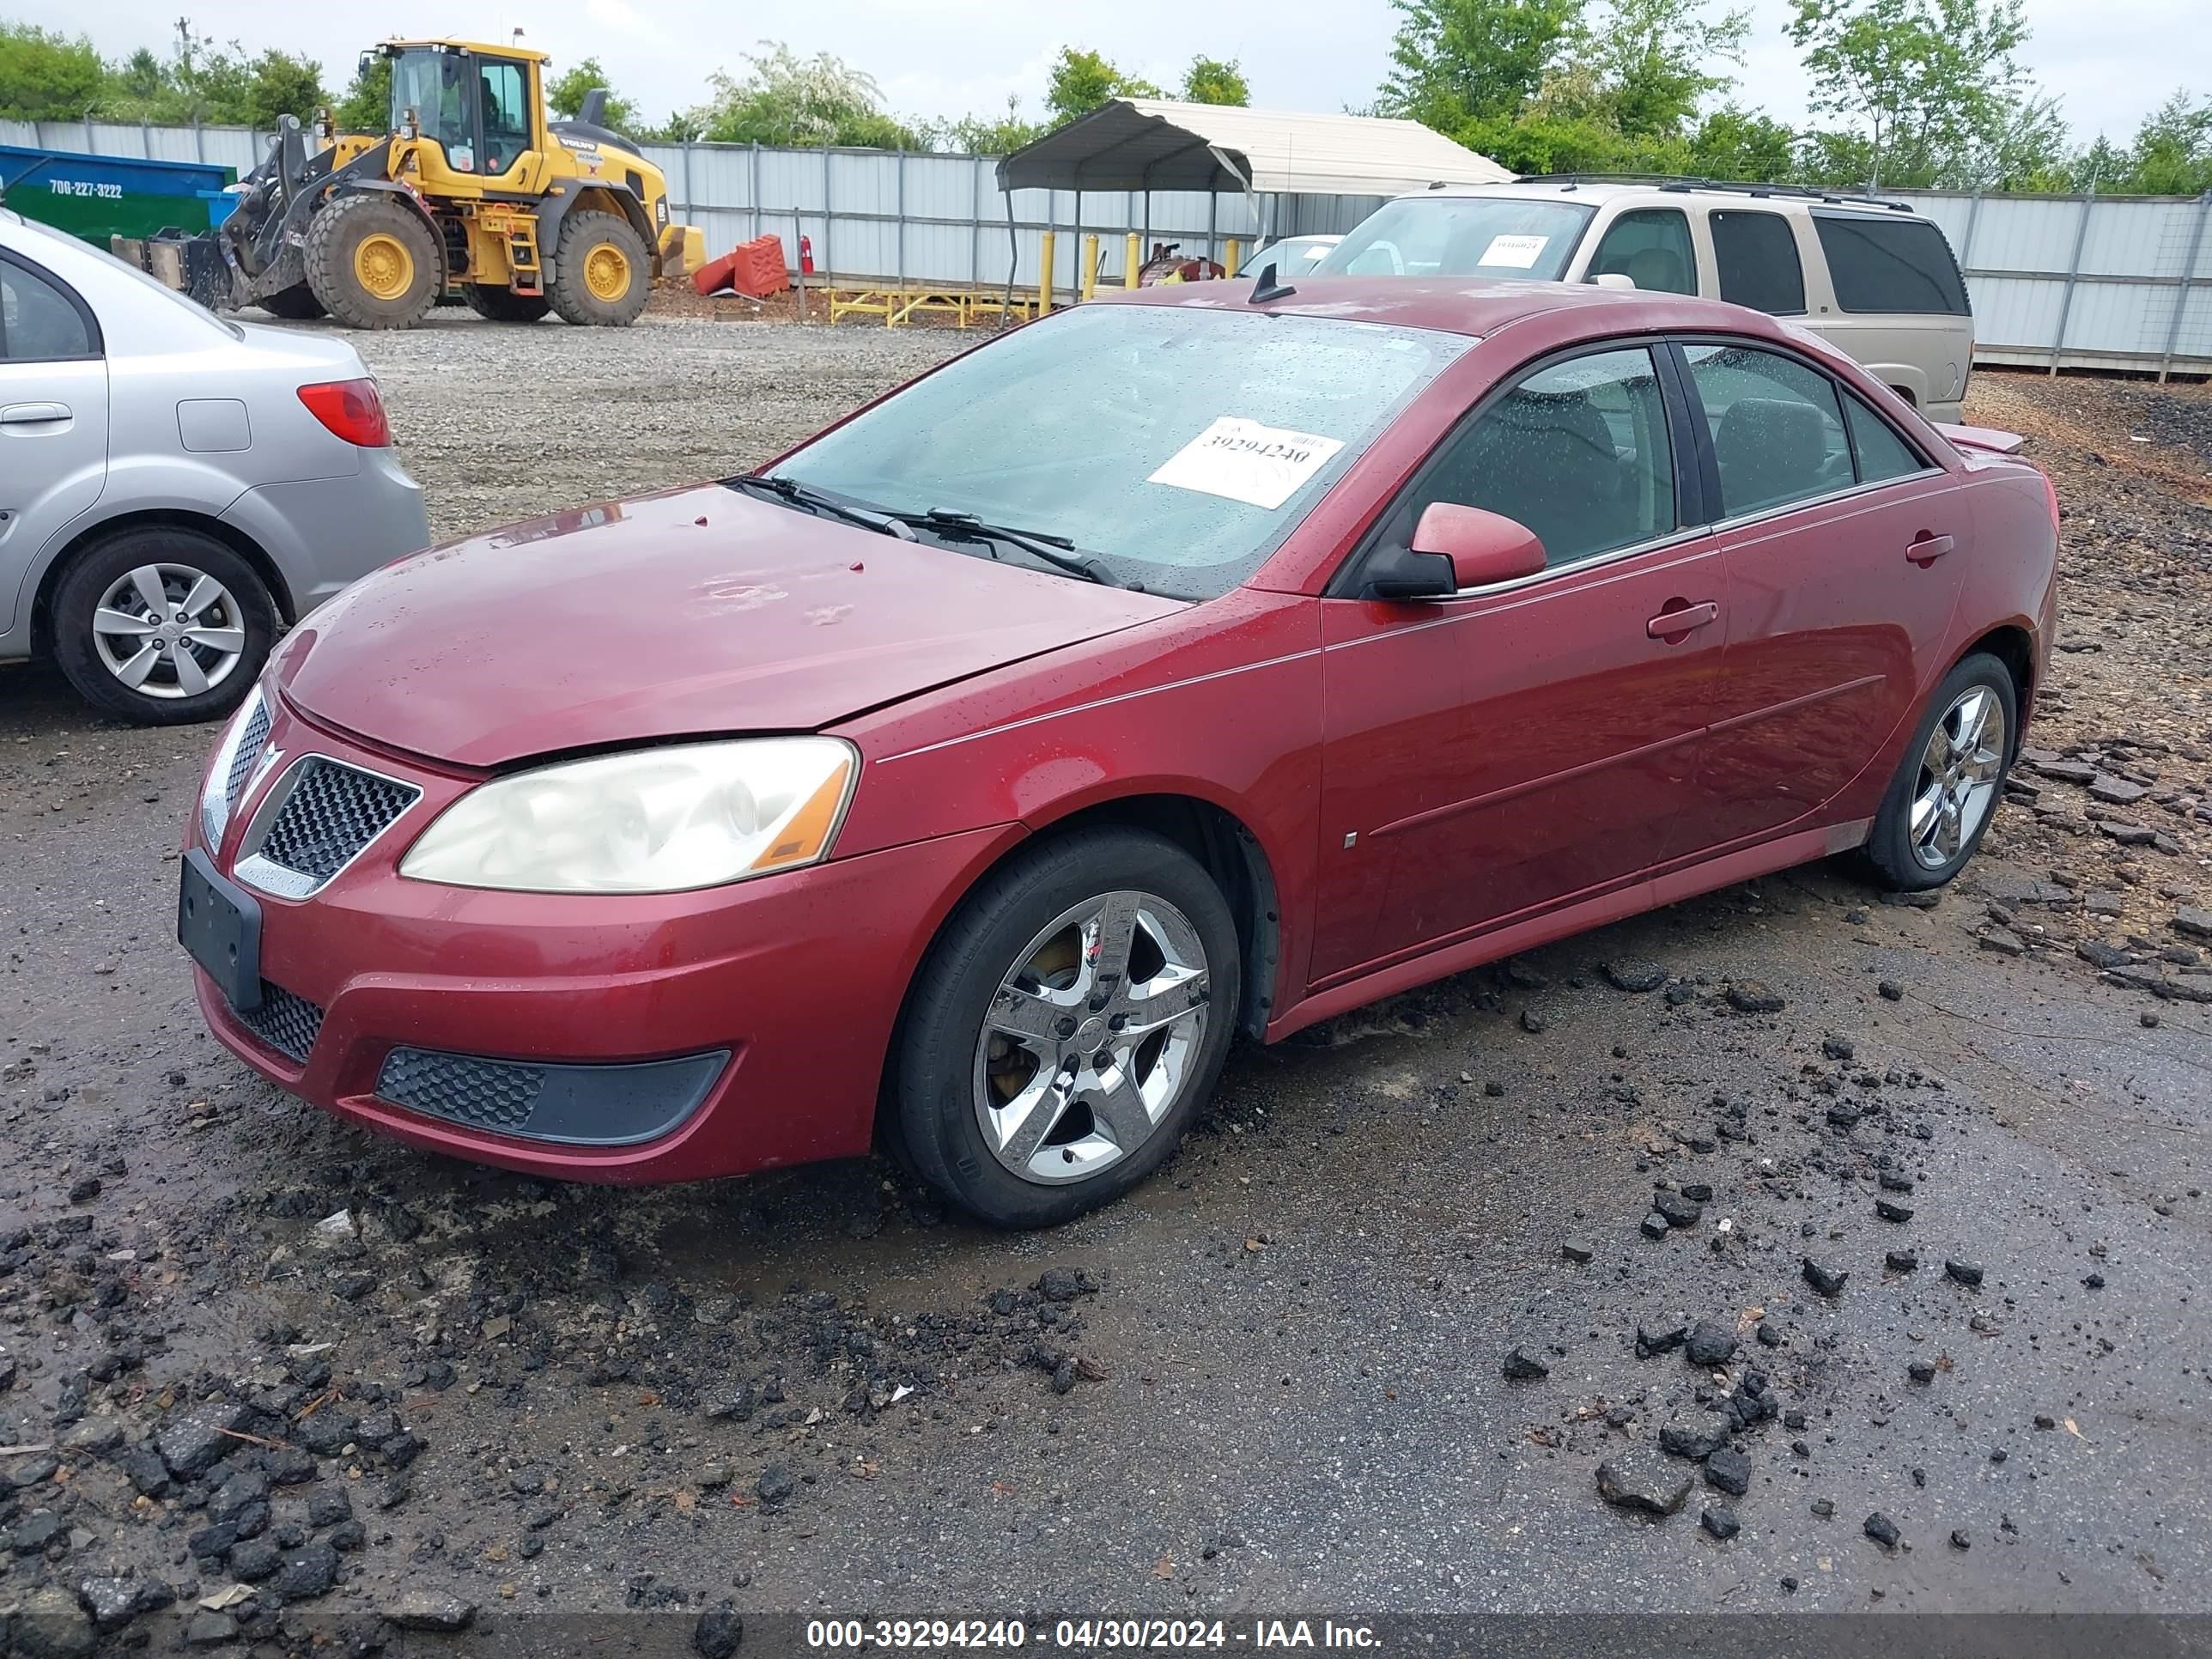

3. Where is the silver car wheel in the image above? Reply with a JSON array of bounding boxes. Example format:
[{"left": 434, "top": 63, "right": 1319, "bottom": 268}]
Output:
[
  {"left": 90, "top": 563, "right": 249, "bottom": 701},
  {"left": 972, "top": 890, "right": 1212, "bottom": 1186},
  {"left": 1908, "top": 684, "right": 2006, "bottom": 870}
]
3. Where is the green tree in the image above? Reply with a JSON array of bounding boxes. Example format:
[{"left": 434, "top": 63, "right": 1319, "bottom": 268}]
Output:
[
  {"left": 98, "top": 20, "right": 325, "bottom": 127},
  {"left": 1180, "top": 56, "right": 1249, "bottom": 106},
  {"left": 547, "top": 56, "right": 639, "bottom": 131},
  {"left": 334, "top": 53, "right": 391, "bottom": 132},
  {"left": 1376, "top": 0, "right": 1586, "bottom": 131},
  {"left": 237, "top": 48, "right": 325, "bottom": 128},
  {"left": 1785, "top": 0, "right": 2036, "bottom": 189},
  {"left": 679, "top": 41, "right": 926, "bottom": 149},
  {"left": 1686, "top": 106, "right": 1798, "bottom": 179},
  {"left": 1043, "top": 47, "right": 1161, "bottom": 126},
  {"left": 1559, "top": 0, "right": 1749, "bottom": 138},
  {"left": 923, "top": 95, "right": 1045, "bottom": 154},
  {"left": 2110, "top": 90, "right": 2212, "bottom": 193},
  {"left": 0, "top": 21, "right": 105, "bottom": 120}
]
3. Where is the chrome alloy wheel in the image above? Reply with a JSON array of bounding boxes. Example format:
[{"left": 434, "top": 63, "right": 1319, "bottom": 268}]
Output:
[
  {"left": 90, "top": 563, "right": 248, "bottom": 701},
  {"left": 1909, "top": 684, "right": 2007, "bottom": 870},
  {"left": 972, "top": 890, "right": 1212, "bottom": 1185}
]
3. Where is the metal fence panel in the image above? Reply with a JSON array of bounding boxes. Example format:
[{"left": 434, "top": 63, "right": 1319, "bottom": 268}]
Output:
[{"left": 4, "top": 117, "right": 2206, "bottom": 371}]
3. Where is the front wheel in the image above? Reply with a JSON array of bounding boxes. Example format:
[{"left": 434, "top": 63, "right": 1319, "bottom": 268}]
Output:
[
  {"left": 895, "top": 829, "right": 1240, "bottom": 1229},
  {"left": 1860, "top": 652, "right": 2017, "bottom": 890}
]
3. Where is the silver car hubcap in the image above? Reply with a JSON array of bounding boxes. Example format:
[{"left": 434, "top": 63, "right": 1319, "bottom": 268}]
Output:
[
  {"left": 91, "top": 563, "right": 247, "bottom": 700},
  {"left": 973, "top": 890, "right": 1211, "bottom": 1186},
  {"left": 1909, "top": 684, "right": 2006, "bottom": 870}
]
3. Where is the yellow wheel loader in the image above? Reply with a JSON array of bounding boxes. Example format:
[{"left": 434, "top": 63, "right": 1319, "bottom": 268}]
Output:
[{"left": 121, "top": 40, "right": 701, "bottom": 329}]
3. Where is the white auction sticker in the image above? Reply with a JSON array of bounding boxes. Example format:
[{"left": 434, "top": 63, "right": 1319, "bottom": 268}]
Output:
[
  {"left": 1147, "top": 416, "right": 1346, "bottom": 510},
  {"left": 1478, "top": 234, "right": 1548, "bottom": 269}
]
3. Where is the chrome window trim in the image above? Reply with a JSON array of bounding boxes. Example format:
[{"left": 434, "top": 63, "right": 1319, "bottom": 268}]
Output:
[
  {"left": 232, "top": 753, "right": 424, "bottom": 901},
  {"left": 1704, "top": 467, "right": 1945, "bottom": 538},
  {"left": 1418, "top": 524, "right": 1716, "bottom": 603}
]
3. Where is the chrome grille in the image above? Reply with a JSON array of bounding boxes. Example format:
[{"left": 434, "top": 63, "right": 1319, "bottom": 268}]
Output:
[
  {"left": 240, "top": 757, "right": 421, "bottom": 897},
  {"left": 236, "top": 981, "right": 325, "bottom": 1065},
  {"left": 378, "top": 1048, "right": 545, "bottom": 1132},
  {"left": 223, "top": 696, "right": 272, "bottom": 815}
]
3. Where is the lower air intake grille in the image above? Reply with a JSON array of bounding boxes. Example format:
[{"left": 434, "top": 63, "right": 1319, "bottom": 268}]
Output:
[
  {"left": 377, "top": 1048, "right": 547, "bottom": 1132},
  {"left": 237, "top": 981, "right": 324, "bottom": 1065}
]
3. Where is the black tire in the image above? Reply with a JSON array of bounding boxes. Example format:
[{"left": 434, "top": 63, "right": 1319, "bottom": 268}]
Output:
[
  {"left": 49, "top": 526, "right": 277, "bottom": 726},
  {"left": 302, "top": 192, "right": 442, "bottom": 329},
  {"left": 464, "top": 284, "right": 551, "bottom": 323},
  {"left": 254, "top": 283, "right": 325, "bottom": 320},
  {"left": 895, "top": 828, "right": 1241, "bottom": 1229},
  {"left": 1860, "top": 652, "right": 2018, "bottom": 890},
  {"left": 548, "top": 210, "right": 652, "bottom": 327}
]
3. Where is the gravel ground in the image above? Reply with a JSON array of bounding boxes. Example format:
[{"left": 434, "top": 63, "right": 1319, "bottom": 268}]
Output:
[{"left": 2, "top": 313, "right": 2209, "bottom": 1656}]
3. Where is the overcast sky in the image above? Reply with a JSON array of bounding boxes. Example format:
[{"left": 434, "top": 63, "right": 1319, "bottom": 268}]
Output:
[{"left": 16, "top": 0, "right": 2203, "bottom": 147}]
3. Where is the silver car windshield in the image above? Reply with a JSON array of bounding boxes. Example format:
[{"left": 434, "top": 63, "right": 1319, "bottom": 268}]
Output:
[
  {"left": 1316, "top": 197, "right": 1595, "bottom": 282},
  {"left": 773, "top": 303, "right": 1467, "bottom": 599}
]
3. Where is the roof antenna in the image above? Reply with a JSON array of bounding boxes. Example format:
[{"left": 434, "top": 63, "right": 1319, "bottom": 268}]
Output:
[{"left": 1249, "top": 259, "right": 1296, "bottom": 305}]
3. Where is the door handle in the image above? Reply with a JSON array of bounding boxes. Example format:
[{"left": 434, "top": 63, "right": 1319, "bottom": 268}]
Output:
[
  {"left": 1646, "top": 599, "right": 1718, "bottom": 639},
  {"left": 0, "top": 403, "right": 71, "bottom": 426},
  {"left": 1907, "top": 532, "right": 1954, "bottom": 564}
]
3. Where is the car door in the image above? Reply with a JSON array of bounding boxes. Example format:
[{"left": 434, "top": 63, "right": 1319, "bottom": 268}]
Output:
[
  {"left": 1678, "top": 337, "right": 1965, "bottom": 849},
  {"left": 0, "top": 249, "right": 108, "bottom": 639},
  {"left": 1309, "top": 342, "right": 1728, "bottom": 984}
]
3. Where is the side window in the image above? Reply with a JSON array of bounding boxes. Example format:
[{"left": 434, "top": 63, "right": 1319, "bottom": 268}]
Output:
[
  {"left": 477, "top": 60, "right": 532, "bottom": 173},
  {"left": 0, "top": 258, "right": 96, "bottom": 361},
  {"left": 1395, "top": 347, "right": 1677, "bottom": 570},
  {"left": 1588, "top": 210, "right": 1697, "bottom": 295},
  {"left": 1709, "top": 211, "right": 1806, "bottom": 314},
  {"left": 1813, "top": 214, "right": 1969, "bottom": 315},
  {"left": 1684, "top": 343, "right": 1851, "bottom": 517},
  {"left": 1844, "top": 392, "right": 1927, "bottom": 483}
]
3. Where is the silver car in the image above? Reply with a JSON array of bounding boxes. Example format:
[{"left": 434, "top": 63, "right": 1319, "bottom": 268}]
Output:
[{"left": 1, "top": 210, "right": 428, "bottom": 724}]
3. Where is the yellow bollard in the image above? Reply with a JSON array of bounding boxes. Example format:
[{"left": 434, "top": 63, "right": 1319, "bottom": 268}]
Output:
[
  {"left": 1081, "top": 234, "right": 1099, "bottom": 301},
  {"left": 1124, "top": 232, "right": 1141, "bottom": 291},
  {"left": 1038, "top": 229, "right": 1055, "bottom": 315},
  {"left": 1224, "top": 238, "right": 1243, "bottom": 278}
]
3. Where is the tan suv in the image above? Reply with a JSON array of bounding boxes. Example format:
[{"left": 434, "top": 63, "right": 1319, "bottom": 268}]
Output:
[{"left": 1314, "top": 179, "right": 1974, "bottom": 422}]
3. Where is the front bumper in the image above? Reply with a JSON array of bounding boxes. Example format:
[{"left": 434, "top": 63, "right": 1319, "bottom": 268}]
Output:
[{"left": 189, "top": 696, "right": 1018, "bottom": 1183}]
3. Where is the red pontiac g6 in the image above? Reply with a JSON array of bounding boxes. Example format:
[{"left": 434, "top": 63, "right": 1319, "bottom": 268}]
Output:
[{"left": 180, "top": 279, "right": 2057, "bottom": 1228}]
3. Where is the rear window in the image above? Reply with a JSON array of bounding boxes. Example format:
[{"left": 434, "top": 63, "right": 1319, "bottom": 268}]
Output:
[
  {"left": 1316, "top": 196, "right": 1595, "bottom": 282},
  {"left": 1814, "top": 212, "right": 1970, "bottom": 315},
  {"left": 1710, "top": 210, "right": 1806, "bottom": 315}
]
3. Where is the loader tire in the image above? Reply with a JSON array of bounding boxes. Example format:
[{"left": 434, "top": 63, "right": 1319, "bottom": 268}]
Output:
[
  {"left": 548, "top": 210, "right": 651, "bottom": 327},
  {"left": 303, "top": 193, "right": 441, "bottom": 330},
  {"left": 255, "top": 283, "right": 325, "bottom": 320},
  {"left": 464, "top": 284, "right": 550, "bottom": 323}
]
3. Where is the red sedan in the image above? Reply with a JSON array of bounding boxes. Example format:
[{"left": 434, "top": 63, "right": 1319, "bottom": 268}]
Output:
[{"left": 179, "top": 278, "right": 2057, "bottom": 1228}]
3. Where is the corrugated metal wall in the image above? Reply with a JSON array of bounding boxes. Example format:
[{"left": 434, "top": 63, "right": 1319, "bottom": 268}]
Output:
[{"left": 7, "top": 116, "right": 2208, "bottom": 374}]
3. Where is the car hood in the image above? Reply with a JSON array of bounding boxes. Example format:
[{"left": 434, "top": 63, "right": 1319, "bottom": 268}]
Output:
[{"left": 275, "top": 483, "right": 1184, "bottom": 768}]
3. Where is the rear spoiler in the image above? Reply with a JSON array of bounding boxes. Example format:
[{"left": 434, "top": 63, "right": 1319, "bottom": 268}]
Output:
[{"left": 1934, "top": 422, "right": 2027, "bottom": 456}]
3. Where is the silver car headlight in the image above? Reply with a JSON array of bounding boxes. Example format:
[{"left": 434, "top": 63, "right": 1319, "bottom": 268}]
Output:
[
  {"left": 398, "top": 738, "right": 859, "bottom": 894},
  {"left": 199, "top": 684, "right": 271, "bottom": 848}
]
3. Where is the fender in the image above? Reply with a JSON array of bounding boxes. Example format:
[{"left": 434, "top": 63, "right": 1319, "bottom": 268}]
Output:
[{"left": 534, "top": 181, "right": 654, "bottom": 278}]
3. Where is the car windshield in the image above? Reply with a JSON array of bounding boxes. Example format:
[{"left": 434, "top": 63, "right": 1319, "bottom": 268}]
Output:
[
  {"left": 770, "top": 302, "right": 1468, "bottom": 599},
  {"left": 1316, "top": 197, "right": 1595, "bottom": 281}
]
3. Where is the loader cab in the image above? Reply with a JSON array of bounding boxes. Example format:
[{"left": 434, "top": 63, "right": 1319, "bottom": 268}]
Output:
[{"left": 380, "top": 42, "right": 544, "bottom": 186}]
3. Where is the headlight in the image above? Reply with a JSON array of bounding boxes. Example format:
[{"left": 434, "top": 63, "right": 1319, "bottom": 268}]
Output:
[
  {"left": 199, "top": 684, "right": 270, "bottom": 848},
  {"left": 399, "top": 738, "right": 858, "bottom": 894}
]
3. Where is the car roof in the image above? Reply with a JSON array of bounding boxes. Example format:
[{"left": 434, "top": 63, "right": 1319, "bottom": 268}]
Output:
[
  {"left": 1398, "top": 179, "right": 1916, "bottom": 216},
  {"left": 1101, "top": 273, "right": 1809, "bottom": 345}
]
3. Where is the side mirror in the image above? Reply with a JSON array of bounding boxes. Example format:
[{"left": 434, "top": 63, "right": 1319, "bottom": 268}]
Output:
[
  {"left": 1410, "top": 502, "right": 1546, "bottom": 590},
  {"left": 1588, "top": 271, "right": 1636, "bottom": 290}
]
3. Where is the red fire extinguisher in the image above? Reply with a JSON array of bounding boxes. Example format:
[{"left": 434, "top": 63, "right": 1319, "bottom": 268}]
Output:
[{"left": 799, "top": 234, "right": 815, "bottom": 275}]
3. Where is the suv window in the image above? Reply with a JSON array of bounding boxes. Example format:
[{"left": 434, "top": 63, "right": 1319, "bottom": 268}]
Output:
[
  {"left": 1588, "top": 209, "right": 1697, "bottom": 295},
  {"left": 1684, "top": 343, "right": 1852, "bottom": 516},
  {"left": 1813, "top": 213, "right": 1969, "bottom": 315},
  {"left": 1390, "top": 346, "right": 1676, "bottom": 570},
  {"left": 0, "top": 255, "right": 95, "bottom": 360},
  {"left": 1709, "top": 211, "right": 1806, "bottom": 314},
  {"left": 1844, "top": 392, "right": 1928, "bottom": 482},
  {"left": 1317, "top": 197, "right": 1594, "bottom": 281}
]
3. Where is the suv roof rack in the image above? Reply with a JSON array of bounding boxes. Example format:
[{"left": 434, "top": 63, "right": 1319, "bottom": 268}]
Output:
[{"left": 1511, "top": 173, "right": 1916, "bottom": 212}]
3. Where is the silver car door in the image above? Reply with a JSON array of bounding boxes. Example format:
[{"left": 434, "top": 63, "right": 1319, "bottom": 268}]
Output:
[{"left": 0, "top": 248, "right": 110, "bottom": 637}]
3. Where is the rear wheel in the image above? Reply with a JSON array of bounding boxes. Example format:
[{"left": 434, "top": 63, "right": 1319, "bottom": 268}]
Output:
[
  {"left": 548, "top": 210, "right": 651, "bottom": 327},
  {"left": 255, "top": 283, "right": 325, "bottom": 320},
  {"left": 50, "top": 527, "right": 276, "bottom": 725},
  {"left": 303, "top": 193, "right": 442, "bottom": 329},
  {"left": 895, "top": 828, "right": 1239, "bottom": 1229},
  {"left": 465, "top": 284, "right": 550, "bottom": 323},
  {"left": 1861, "top": 652, "right": 2016, "bottom": 890}
]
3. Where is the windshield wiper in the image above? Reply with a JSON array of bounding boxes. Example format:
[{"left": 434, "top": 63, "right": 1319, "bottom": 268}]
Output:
[
  {"left": 726, "top": 473, "right": 917, "bottom": 540},
  {"left": 888, "top": 508, "right": 1125, "bottom": 588}
]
